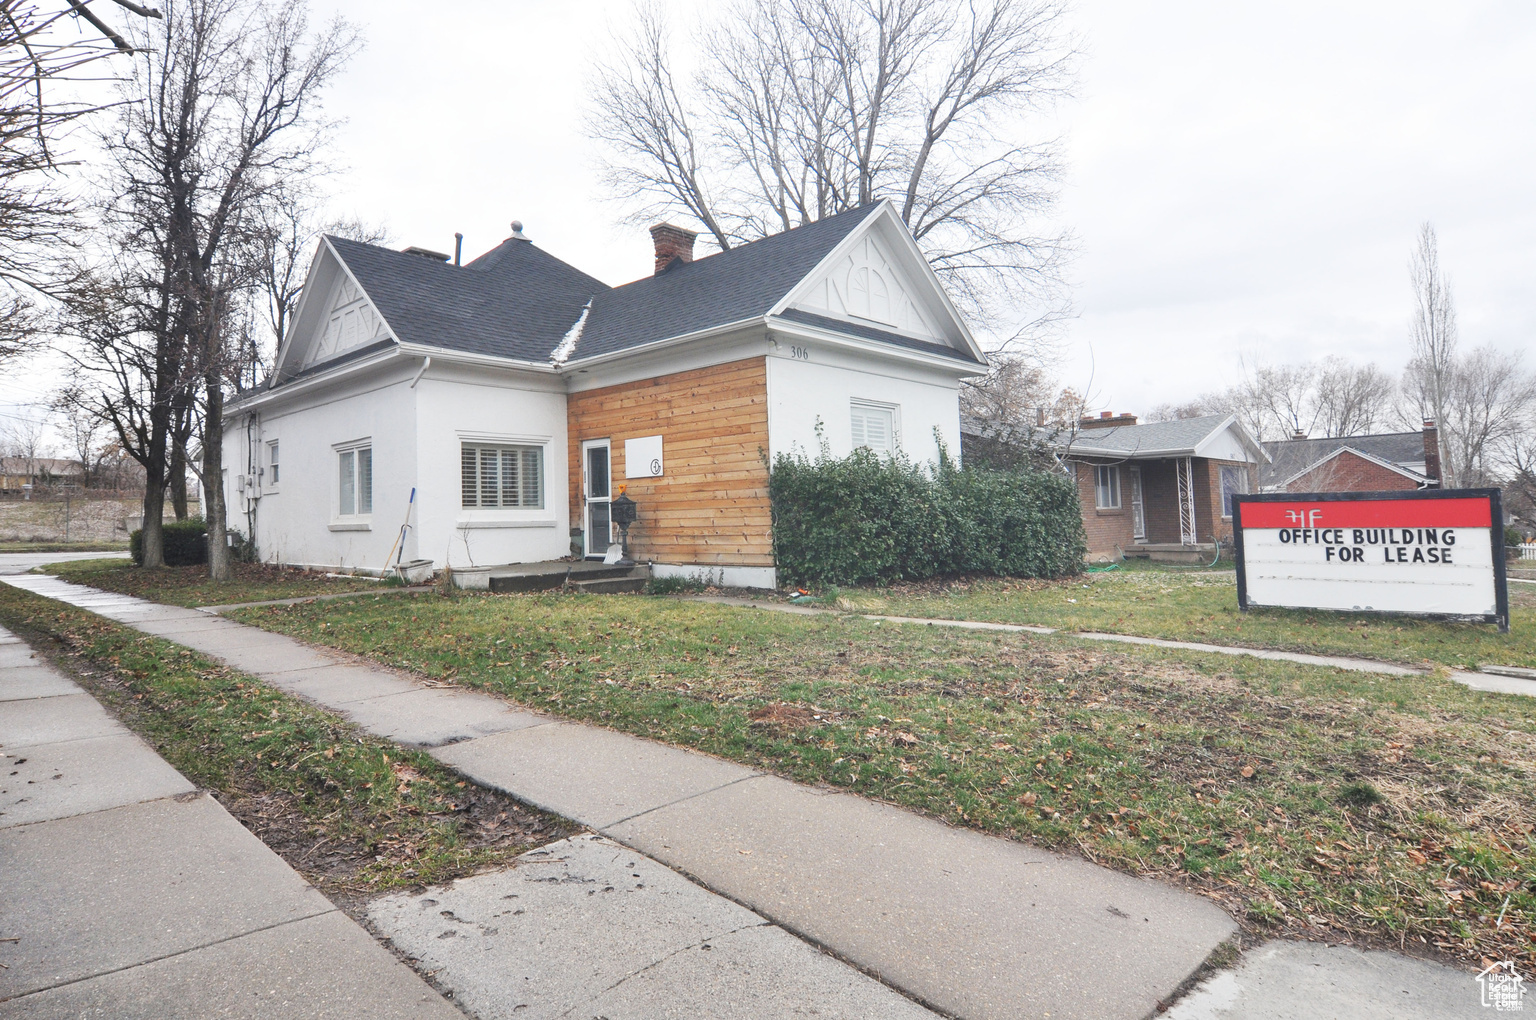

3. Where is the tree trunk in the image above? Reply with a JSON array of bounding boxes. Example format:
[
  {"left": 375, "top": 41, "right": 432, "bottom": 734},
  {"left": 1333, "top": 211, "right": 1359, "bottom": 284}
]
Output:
[
  {"left": 203, "top": 375, "right": 230, "bottom": 581},
  {"left": 168, "top": 437, "right": 189, "bottom": 520},
  {"left": 139, "top": 399, "right": 172, "bottom": 565}
]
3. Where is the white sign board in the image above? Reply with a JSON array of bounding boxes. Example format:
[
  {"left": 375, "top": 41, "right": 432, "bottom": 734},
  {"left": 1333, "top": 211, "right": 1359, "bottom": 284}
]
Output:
[
  {"left": 1233, "top": 490, "right": 1508, "bottom": 630},
  {"left": 624, "top": 435, "right": 664, "bottom": 479}
]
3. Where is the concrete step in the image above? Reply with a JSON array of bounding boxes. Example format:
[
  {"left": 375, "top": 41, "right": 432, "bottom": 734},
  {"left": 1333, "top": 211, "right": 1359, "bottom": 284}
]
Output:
[
  {"left": 570, "top": 571, "right": 649, "bottom": 595},
  {"left": 488, "top": 563, "right": 636, "bottom": 594}
]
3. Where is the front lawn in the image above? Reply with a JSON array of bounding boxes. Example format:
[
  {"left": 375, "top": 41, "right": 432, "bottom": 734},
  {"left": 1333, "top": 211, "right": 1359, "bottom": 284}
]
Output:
[
  {"left": 227, "top": 589, "right": 1535, "bottom": 968},
  {"left": 0, "top": 584, "right": 571, "bottom": 902},
  {"left": 42, "top": 557, "right": 393, "bottom": 608},
  {"left": 826, "top": 568, "right": 1536, "bottom": 670}
]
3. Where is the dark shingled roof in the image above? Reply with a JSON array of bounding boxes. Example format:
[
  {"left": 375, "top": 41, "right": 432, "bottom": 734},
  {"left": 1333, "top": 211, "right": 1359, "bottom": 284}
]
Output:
[
  {"left": 310, "top": 203, "right": 954, "bottom": 377},
  {"left": 570, "top": 204, "right": 879, "bottom": 361},
  {"left": 1260, "top": 432, "right": 1430, "bottom": 486},
  {"left": 1060, "top": 415, "right": 1238, "bottom": 458},
  {"left": 326, "top": 235, "right": 609, "bottom": 363}
]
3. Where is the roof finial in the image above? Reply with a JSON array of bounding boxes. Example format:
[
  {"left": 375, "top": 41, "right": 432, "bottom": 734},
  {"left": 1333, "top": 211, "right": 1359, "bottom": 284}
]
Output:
[{"left": 510, "top": 220, "right": 528, "bottom": 241}]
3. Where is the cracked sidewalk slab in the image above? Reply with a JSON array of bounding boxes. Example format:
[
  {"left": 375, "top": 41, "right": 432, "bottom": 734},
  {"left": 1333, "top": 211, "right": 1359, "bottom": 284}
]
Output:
[{"left": 369, "top": 834, "right": 938, "bottom": 1020}]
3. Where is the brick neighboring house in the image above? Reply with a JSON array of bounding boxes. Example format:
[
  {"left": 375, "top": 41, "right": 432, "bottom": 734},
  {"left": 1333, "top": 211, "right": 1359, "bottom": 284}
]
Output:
[
  {"left": 1054, "top": 413, "right": 1266, "bottom": 563},
  {"left": 1260, "top": 421, "right": 1441, "bottom": 492}
]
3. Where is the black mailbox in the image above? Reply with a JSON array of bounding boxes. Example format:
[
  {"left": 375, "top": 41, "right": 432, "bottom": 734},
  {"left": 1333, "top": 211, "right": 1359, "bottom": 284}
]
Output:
[
  {"left": 611, "top": 492, "right": 638, "bottom": 527},
  {"left": 611, "top": 492, "right": 638, "bottom": 562}
]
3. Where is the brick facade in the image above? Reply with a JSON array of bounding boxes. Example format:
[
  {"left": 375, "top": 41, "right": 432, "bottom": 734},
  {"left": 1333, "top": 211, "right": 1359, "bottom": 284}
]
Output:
[
  {"left": 1284, "top": 450, "right": 1421, "bottom": 493},
  {"left": 1073, "top": 457, "right": 1252, "bottom": 559}
]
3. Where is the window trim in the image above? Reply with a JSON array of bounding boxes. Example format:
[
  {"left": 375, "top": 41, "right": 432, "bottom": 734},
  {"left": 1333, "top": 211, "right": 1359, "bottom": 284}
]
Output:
[
  {"left": 265, "top": 440, "right": 280, "bottom": 492},
  {"left": 850, "top": 398, "right": 900, "bottom": 455},
  {"left": 334, "top": 439, "right": 373, "bottom": 522},
  {"left": 1094, "top": 464, "right": 1122, "bottom": 510}
]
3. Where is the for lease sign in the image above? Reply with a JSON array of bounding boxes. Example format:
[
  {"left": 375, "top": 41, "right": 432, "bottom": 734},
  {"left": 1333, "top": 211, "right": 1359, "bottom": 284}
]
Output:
[{"left": 1232, "top": 489, "right": 1508, "bottom": 629}]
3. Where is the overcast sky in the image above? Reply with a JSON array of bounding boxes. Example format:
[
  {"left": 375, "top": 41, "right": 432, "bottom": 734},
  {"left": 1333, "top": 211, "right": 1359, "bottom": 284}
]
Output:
[{"left": 5, "top": 0, "right": 1533, "bottom": 439}]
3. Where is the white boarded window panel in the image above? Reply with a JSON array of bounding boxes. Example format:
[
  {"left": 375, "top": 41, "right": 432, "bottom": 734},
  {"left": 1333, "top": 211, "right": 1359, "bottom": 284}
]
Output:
[
  {"left": 624, "top": 435, "right": 665, "bottom": 479},
  {"left": 851, "top": 403, "right": 894, "bottom": 453}
]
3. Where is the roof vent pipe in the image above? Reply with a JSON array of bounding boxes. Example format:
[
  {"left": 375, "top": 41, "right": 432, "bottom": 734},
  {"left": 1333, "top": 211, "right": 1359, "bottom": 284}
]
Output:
[{"left": 454, "top": 233, "right": 463, "bottom": 266}]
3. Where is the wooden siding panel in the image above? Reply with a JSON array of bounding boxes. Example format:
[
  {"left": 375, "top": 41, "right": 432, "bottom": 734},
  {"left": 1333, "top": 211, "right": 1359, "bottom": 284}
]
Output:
[{"left": 567, "top": 358, "right": 773, "bottom": 567}]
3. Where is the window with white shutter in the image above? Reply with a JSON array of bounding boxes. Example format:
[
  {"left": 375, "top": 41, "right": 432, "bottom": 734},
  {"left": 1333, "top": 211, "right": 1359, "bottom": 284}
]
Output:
[
  {"left": 850, "top": 401, "right": 897, "bottom": 454},
  {"left": 461, "top": 443, "right": 544, "bottom": 508}
]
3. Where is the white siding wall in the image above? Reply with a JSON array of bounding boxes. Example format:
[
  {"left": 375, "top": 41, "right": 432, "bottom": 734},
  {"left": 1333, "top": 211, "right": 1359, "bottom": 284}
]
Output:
[
  {"left": 225, "top": 367, "right": 419, "bottom": 572},
  {"left": 765, "top": 344, "right": 965, "bottom": 468},
  {"left": 412, "top": 366, "right": 570, "bottom": 570}
]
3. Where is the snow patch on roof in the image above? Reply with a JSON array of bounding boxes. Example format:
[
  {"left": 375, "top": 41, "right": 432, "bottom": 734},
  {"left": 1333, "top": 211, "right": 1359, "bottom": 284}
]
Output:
[{"left": 550, "top": 301, "right": 590, "bottom": 366}]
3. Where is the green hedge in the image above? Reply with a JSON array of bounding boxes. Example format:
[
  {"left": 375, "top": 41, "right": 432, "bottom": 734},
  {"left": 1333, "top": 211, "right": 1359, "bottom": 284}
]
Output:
[
  {"left": 769, "top": 448, "right": 1085, "bottom": 586},
  {"left": 130, "top": 516, "right": 208, "bottom": 566}
]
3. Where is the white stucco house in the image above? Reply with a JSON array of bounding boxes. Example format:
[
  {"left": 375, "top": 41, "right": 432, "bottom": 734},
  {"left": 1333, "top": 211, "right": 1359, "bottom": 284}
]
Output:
[{"left": 223, "top": 200, "right": 987, "bottom": 588}]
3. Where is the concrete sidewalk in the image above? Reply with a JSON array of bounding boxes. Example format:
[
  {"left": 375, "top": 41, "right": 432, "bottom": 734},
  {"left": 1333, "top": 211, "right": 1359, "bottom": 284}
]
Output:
[
  {"left": 0, "top": 622, "right": 461, "bottom": 1018},
  {"left": 1, "top": 571, "right": 1238, "bottom": 1020}
]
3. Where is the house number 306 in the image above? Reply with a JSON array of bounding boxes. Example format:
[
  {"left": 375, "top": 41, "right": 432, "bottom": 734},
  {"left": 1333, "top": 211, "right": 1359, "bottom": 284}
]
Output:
[{"left": 789, "top": 345, "right": 810, "bottom": 361}]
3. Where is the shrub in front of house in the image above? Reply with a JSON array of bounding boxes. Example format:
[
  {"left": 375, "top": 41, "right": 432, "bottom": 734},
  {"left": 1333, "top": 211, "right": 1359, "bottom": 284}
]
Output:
[
  {"left": 769, "top": 448, "right": 1084, "bottom": 586},
  {"left": 129, "top": 516, "right": 208, "bottom": 566}
]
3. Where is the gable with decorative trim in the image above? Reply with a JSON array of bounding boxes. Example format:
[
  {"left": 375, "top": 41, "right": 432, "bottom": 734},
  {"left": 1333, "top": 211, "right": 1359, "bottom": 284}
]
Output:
[
  {"left": 301, "top": 272, "right": 391, "bottom": 370},
  {"left": 791, "top": 230, "right": 946, "bottom": 341}
]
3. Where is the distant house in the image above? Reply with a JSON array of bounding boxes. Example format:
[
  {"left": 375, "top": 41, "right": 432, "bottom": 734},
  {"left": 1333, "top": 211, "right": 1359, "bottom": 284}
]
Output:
[
  {"left": 1259, "top": 422, "right": 1441, "bottom": 492},
  {"left": 222, "top": 201, "right": 987, "bottom": 588},
  {"left": 1050, "top": 413, "right": 1266, "bottom": 563},
  {"left": 0, "top": 458, "right": 85, "bottom": 495}
]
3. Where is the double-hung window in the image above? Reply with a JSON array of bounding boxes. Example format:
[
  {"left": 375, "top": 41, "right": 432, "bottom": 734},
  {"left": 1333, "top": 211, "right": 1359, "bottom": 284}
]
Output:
[
  {"left": 1094, "top": 465, "right": 1121, "bottom": 509},
  {"left": 338, "top": 444, "right": 372, "bottom": 516},
  {"left": 461, "top": 443, "right": 544, "bottom": 509},
  {"left": 850, "top": 400, "right": 897, "bottom": 454},
  {"left": 1220, "top": 465, "right": 1247, "bottom": 519},
  {"left": 266, "top": 441, "right": 280, "bottom": 487}
]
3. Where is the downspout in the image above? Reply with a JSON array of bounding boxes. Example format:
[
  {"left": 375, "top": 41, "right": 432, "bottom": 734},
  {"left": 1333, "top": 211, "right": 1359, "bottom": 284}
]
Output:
[{"left": 409, "top": 356, "right": 431, "bottom": 388}]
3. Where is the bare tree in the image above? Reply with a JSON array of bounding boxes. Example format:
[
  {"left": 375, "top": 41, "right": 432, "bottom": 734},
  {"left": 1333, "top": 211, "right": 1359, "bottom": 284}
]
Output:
[
  {"left": 590, "top": 0, "right": 1075, "bottom": 347},
  {"left": 248, "top": 192, "right": 389, "bottom": 391},
  {"left": 73, "top": 0, "right": 357, "bottom": 577},
  {"left": 50, "top": 385, "right": 103, "bottom": 485},
  {"left": 1406, "top": 222, "right": 1459, "bottom": 481},
  {"left": 1429, "top": 347, "right": 1536, "bottom": 488},
  {"left": 1311, "top": 356, "right": 1397, "bottom": 438},
  {"left": 0, "top": 1, "right": 162, "bottom": 363}
]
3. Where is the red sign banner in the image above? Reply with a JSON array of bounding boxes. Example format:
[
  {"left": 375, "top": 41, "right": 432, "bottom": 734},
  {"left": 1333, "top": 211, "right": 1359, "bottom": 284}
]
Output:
[{"left": 1238, "top": 497, "right": 1491, "bottom": 530}]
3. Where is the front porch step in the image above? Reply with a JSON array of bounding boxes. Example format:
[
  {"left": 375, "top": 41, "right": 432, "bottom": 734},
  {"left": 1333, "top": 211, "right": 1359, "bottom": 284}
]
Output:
[
  {"left": 486, "top": 561, "right": 639, "bottom": 593},
  {"left": 569, "top": 571, "right": 649, "bottom": 594}
]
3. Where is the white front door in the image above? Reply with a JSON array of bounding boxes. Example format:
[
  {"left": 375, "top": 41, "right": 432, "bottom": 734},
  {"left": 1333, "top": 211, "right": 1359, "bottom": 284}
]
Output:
[{"left": 582, "top": 439, "right": 612, "bottom": 558}]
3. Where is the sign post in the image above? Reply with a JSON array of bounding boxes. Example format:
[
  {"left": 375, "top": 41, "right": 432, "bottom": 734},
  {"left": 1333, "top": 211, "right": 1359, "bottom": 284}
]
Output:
[{"left": 1232, "top": 488, "right": 1509, "bottom": 632}]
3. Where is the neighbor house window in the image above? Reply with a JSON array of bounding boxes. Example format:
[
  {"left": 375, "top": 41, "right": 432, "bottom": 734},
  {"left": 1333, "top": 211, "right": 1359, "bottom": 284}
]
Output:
[
  {"left": 338, "top": 444, "right": 372, "bottom": 516},
  {"left": 1094, "top": 465, "right": 1121, "bottom": 509},
  {"left": 850, "top": 401, "right": 896, "bottom": 454},
  {"left": 1220, "top": 465, "right": 1246, "bottom": 518},
  {"left": 461, "top": 443, "right": 544, "bottom": 508},
  {"left": 267, "top": 441, "right": 279, "bottom": 486}
]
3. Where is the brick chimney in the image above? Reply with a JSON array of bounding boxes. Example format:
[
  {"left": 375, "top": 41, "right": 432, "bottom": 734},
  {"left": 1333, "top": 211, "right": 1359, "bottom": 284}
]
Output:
[
  {"left": 649, "top": 222, "right": 697, "bottom": 274},
  {"left": 1079, "top": 411, "right": 1138, "bottom": 430},
  {"left": 1422, "top": 419, "right": 1441, "bottom": 484}
]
